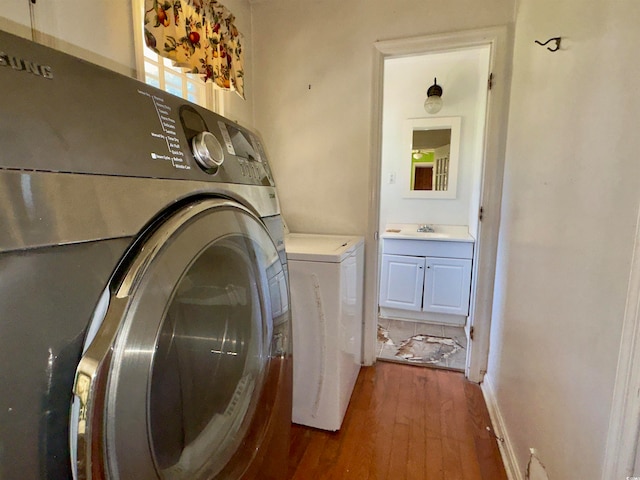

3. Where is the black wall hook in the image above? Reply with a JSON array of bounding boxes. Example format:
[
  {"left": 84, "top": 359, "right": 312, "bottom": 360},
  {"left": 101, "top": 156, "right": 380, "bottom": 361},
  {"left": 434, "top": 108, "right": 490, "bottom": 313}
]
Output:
[{"left": 535, "top": 37, "right": 562, "bottom": 52}]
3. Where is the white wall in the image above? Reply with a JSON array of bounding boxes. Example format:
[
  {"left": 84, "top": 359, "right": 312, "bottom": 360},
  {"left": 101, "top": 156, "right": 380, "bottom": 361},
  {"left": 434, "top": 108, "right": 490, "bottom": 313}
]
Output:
[
  {"left": 487, "top": 0, "right": 640, "bottom": 478},
  {"left": 0, "top": 1, "right": 137, "bottom": 76},
  {"left": 250, "top": 0, "right": 515, "bottom": 235},
  {"left": 220, "top": 0, "right": 254, "bottom": 126},
  {"left": 379, "top": 48, "right": 490, "bottom": 237}
]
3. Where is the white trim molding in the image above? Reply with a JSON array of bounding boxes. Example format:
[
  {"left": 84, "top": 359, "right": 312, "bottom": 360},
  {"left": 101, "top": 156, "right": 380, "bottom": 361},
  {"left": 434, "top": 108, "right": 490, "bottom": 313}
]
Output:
[
  {"left": 482, "top": 374, "right": 523, "bottom": 480},
  {"left": 602, "top": 203, "right": 640, "bottom": 479}
]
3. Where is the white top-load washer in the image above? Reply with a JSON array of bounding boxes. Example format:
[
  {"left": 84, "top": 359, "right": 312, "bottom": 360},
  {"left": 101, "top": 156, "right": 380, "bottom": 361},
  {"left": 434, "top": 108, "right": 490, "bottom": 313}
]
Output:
[{"left": 285, "top": 233, "right": 364, "bottom": 431}]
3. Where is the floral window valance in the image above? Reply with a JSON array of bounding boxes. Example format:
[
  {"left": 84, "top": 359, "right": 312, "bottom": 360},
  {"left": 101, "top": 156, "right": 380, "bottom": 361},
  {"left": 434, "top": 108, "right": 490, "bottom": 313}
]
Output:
[{"left": 144, "top": 0, "right": 245, "bottom": 98}]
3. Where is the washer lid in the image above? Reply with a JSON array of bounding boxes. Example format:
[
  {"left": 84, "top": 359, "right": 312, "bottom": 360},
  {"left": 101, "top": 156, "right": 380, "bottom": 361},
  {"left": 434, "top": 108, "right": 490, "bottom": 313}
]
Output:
[{"left": 285, "top": 233, "right": 364, "bottom": 263}]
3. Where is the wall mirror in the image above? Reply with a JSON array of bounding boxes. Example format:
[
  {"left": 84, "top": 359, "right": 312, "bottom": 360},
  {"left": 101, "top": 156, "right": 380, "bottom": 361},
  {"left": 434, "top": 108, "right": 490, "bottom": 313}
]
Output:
[{"left": 402, "top": 117, "right": 461, "bottom": 199}]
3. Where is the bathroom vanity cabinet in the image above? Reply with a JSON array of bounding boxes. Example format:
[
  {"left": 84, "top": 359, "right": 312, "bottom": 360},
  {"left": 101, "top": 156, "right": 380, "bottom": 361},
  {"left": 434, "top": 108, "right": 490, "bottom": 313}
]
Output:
[{"left": 379, "top": 225, "right": 474, "bottom": 326}]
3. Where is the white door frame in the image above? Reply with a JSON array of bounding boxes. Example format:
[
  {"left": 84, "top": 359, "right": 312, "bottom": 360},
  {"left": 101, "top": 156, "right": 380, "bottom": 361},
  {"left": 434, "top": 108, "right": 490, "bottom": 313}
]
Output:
[
  {"left": 602, "top": 203, "right": 640, "bottom": 478},
  {"left": 364, "top": 26, "right": 513, "bottom": 383}
]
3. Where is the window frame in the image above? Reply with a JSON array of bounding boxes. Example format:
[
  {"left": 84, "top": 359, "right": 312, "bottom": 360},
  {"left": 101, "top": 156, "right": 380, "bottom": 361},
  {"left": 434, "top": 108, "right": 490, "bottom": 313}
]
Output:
[{"left": 131, "top": 0, "right": 224, "bottom": 114}]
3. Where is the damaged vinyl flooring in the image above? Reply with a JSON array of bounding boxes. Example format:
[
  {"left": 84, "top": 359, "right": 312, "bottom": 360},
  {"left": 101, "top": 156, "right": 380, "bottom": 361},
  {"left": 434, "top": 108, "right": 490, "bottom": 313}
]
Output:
[{"left": 377, "top": 318, "right": 467, "bottom": 371}]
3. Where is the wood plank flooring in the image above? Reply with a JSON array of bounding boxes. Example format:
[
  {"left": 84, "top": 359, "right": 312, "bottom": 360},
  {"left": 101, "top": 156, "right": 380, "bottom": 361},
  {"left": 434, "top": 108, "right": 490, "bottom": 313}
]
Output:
[{"left": 288, "top": 362, "right": 507, "bottom": 480}]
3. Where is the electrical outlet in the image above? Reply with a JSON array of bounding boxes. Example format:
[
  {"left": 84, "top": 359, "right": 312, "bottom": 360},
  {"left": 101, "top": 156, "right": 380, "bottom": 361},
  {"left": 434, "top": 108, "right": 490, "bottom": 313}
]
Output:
[{"left": 389, "top": 172, "right": 396, "bottom": 184}]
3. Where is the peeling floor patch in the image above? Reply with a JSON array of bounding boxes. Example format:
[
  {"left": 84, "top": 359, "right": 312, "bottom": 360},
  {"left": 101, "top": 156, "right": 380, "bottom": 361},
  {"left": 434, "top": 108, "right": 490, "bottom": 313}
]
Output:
[
  {"left": 376, "top": 320, "right": 467, "bottom": 371},
  {"left": 396, "top": 334, "right": 462, "bottom": 363},
  {"left": 377, "top": 324, "right": 394, "bottom": 345}
]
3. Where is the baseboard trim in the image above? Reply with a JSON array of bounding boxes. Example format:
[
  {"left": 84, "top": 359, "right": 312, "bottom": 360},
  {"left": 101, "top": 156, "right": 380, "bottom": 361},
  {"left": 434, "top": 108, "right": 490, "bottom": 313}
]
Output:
[
  {"left": 379, "top": 307, "right": 466, "bottom": 326},
  {"left": 481, "top": 374, "right": 523, "bottom": 480}
]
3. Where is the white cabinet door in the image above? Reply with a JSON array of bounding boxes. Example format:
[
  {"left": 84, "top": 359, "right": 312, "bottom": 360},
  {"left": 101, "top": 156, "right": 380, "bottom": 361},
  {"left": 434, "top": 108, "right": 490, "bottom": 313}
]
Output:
[
  {"left": 379, "top": 254, "right": 425, "bottom": 311},
  {"left": 0, "top": 3, "right": 30, "bottom": 36},
  {"left": 0, "top": 1, "right": 135, "bottom": 74},
  {"left": 423, "top": 257, "right": 472, "bottom": 315}
]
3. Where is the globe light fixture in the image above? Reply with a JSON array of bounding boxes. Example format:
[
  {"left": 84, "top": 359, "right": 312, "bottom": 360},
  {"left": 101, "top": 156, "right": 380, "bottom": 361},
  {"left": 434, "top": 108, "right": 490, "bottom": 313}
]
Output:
[{"left": 424, "top": 78, "right": 443, "bottom": 114}]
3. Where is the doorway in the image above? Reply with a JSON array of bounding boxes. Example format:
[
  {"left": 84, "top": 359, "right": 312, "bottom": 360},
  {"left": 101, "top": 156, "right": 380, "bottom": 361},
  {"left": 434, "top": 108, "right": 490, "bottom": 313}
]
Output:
[
  {"left": 376, "top": 46, "right": 489, "bottom": 373},
  {"left": 363, "top": 27, "right": 512, "bottom": 383}
]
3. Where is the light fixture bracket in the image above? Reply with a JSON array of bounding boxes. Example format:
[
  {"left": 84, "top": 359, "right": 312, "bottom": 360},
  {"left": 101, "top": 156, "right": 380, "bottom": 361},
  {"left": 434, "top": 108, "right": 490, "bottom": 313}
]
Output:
[{"left": 426, "top": 78, "right": 442, "bottom": 98}]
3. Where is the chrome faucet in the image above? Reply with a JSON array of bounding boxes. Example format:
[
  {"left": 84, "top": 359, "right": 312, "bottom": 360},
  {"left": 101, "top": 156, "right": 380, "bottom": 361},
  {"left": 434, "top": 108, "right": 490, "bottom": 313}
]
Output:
[{"left": 417, "top": 224, "right": 435, "bottom": 233}]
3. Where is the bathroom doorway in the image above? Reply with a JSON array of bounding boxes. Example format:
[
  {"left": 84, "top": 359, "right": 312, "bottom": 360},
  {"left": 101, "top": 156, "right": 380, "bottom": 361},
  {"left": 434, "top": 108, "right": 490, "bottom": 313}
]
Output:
[
  {"left": 364, "top": 27, "right": 512, "bottom": 382},
  {"left": 378, "top": 46, "right": 489, "bottom": 373}
]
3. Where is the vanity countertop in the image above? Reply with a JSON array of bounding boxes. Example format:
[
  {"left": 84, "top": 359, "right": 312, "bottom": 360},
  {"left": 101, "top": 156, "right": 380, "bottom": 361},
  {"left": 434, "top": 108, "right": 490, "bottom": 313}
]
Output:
[{"left": 381, "top": 223, "right": 474, "bottom": 243}]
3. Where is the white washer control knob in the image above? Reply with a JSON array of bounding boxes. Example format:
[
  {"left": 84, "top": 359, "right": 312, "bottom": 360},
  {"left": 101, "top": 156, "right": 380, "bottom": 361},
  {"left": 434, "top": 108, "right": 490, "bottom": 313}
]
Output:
[{"left": 192, "top": 131, "right": 224, "bottom": 170}]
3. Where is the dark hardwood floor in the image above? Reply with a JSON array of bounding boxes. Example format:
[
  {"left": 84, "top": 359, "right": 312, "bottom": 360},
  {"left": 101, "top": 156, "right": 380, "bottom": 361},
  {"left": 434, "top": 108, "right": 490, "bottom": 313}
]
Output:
[{"left": 288, "top": 361, "right": 507, "bottom": 480}]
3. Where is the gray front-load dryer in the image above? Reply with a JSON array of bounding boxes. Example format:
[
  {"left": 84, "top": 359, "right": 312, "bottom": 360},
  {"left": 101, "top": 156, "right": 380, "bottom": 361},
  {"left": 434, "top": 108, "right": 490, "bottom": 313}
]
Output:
[{"left": 0, "top": 30, "right": 291, "bottom": 480}]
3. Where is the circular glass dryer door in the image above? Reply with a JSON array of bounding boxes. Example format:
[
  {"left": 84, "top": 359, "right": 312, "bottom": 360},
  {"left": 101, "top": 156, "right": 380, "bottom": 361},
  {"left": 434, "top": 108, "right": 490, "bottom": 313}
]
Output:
[{"left": 71, "top": 198, "right": 290, "bottom": 480}]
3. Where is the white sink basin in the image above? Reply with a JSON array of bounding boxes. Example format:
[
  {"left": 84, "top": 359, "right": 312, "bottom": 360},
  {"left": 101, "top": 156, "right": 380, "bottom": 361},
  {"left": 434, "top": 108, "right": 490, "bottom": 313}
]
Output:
[{"left": 382, "top": 223, "right": 474, "bottom": 242}]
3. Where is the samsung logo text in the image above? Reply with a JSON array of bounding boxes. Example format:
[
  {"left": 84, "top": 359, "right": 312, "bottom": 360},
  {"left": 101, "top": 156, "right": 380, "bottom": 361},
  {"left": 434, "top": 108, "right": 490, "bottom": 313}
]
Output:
[{"left": 0, "top": 52, "right": 53, "bottom": 79}]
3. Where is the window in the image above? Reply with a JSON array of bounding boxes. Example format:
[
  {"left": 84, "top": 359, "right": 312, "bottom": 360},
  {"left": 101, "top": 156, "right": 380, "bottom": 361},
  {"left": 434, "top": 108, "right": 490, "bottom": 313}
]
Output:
[
  {"left": 131, "top": 1, "right": 223, "bottom": 114},
  {"left": 142, "top": 49, "right": 207, "bottom": 105}
]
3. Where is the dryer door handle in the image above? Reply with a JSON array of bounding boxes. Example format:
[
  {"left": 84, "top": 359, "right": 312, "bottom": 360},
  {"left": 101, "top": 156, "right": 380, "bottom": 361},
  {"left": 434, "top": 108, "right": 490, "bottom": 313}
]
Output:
[{"left": 72, "top": 295, "right": 128, "bottom": 480}]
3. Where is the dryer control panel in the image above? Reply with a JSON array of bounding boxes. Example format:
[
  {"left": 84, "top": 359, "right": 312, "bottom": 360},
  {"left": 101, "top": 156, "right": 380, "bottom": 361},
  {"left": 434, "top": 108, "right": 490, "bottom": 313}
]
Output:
[{"left": 0, "top": 29, "right": 275, "bottom": 187}]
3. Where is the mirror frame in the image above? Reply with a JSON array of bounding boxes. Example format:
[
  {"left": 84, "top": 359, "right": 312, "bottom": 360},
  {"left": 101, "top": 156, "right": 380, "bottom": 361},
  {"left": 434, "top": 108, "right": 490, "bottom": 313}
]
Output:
[{"left": 401, "top": 116, "right": 461, "bottom": 199}]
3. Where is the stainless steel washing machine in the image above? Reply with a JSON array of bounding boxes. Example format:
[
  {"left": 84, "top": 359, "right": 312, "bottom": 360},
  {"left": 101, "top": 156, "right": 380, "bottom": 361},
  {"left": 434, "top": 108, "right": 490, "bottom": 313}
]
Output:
[{"left": 0, "top": 30, "right": 291, "bottom": 480}]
